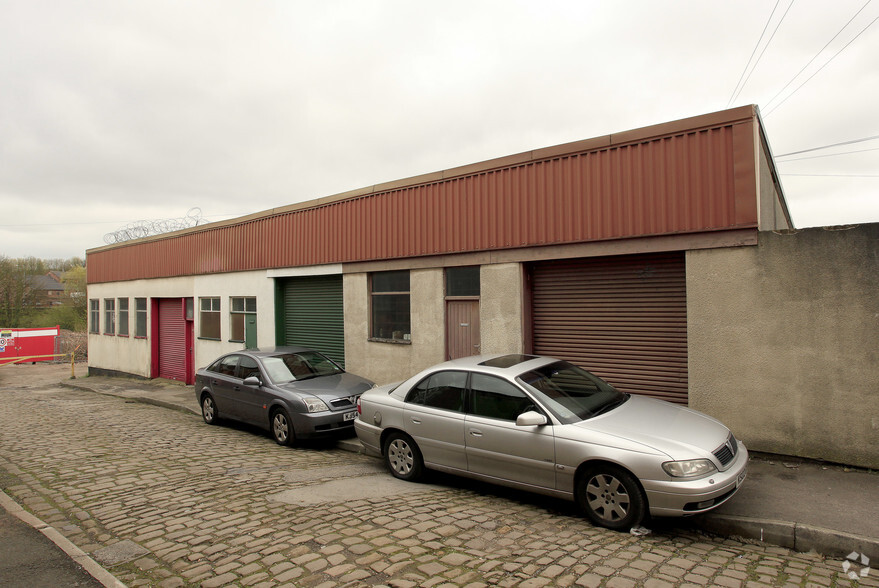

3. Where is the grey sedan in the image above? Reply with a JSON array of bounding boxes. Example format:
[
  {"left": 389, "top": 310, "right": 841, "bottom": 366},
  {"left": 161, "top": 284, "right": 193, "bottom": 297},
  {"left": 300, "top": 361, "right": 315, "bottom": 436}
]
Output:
[
  {"left": 195, "top": 347, "right": 374, "bottom": 445},
  {"left": 355, "top": 354, "right": 747, "bottom": 531}
]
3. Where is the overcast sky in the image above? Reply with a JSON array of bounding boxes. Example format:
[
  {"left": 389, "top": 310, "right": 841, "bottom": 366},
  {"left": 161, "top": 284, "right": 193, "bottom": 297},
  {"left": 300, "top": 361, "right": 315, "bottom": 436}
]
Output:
[{"left": 1, "top": 0, "right": 877, "bottom": 260}]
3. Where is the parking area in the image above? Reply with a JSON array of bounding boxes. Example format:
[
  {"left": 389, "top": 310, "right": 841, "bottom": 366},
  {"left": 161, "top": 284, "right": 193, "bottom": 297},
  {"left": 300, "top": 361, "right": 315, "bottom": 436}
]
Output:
[{"left": 0, "top": 364, "right": 862, "bottom": 587}]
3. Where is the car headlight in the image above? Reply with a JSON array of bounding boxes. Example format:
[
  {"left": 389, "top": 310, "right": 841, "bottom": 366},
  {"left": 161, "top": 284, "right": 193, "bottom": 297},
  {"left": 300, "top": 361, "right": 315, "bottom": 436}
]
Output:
[
  {"left": 303, "top": 397, "right": 329, "bottom": 413},
  {"left": 662, "top": 459, "right": 717, "bottom": 478}
]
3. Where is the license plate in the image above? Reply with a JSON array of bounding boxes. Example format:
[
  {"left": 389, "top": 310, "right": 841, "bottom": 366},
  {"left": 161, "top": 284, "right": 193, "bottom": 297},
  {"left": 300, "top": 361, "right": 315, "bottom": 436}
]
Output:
[{"left": 343, "top": 411, "right": 357, "bottom": 421}]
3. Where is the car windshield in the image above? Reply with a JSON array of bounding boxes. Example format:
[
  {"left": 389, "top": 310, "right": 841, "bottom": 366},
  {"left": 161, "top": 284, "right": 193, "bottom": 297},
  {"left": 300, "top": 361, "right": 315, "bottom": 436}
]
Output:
[
  {"left": 517, "top": 361, "right": 627, "bottom": 424},
  {"left": 261, "top": 351, "right": 344, "bottom": 384}
]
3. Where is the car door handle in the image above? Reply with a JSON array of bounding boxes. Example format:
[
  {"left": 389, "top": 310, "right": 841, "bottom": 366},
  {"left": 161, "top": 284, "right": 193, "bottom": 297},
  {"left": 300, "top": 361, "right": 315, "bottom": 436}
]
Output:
[
  {"left": 410, "top": 418, "right": 421, "bottom": 425},
  {"left": 469, "top": 429, "right": 483, "bottom": 437}
]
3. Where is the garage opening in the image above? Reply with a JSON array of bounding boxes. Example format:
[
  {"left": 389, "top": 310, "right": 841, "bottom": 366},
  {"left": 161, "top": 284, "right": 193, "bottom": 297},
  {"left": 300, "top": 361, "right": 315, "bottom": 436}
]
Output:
[
  {"left": 529, "top": 252, "right": 688, "bottom": 404},
  {"left": 278, "top": 275, "right": 345, "bottom": 367}
]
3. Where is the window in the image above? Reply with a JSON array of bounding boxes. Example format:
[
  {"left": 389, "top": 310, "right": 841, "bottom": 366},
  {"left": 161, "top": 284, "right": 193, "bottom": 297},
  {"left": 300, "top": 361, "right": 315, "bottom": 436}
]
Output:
[
  {"left": 405, "top": 370, "right": 467, "bottom": 412},
  {"left": 89, "top": 299, "right": 100, "bottom": 334},
  {"left": 230, "top": 296, "right": 256, "bottom": 342},
  {"left": 446, "top": 266, "right": 480, "bottom": 297},
  {"left": 199, "top": 297, "right": 221, "bottom": 339},
  {"left": 470, "top": 373, "right": 536, "bottom": 421},
  {"left": 117, "top": 298, "right": 129, "bottom": 336},
  {"left": 135, "top": 298, "right": 148, "bottom": 338},
  {"left": 370, "top": 270, "right": 410, "bottom": 341},
  {"left": 103, "top": 299, "right": 116, "bottom": 335}
]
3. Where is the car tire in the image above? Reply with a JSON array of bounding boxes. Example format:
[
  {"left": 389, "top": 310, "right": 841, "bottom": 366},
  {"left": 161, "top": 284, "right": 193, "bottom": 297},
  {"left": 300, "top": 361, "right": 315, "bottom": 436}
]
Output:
[
  {"left": 201, "top": 393, "right": 219, "bottom": 425},
  {"left": 383, "top": 432, "right": 424, "bottom": 482},
  {"left": 271, "top": 408, "right": 295, "bottom": 446},
  {"left": 576, "top": 464, "right": 646, "bottom": 531}
]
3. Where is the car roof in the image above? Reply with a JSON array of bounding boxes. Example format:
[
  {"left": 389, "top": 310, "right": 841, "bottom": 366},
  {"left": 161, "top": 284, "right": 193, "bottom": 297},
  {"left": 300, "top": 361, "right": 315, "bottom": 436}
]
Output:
[
  {"left": 430, "top": 354, "right": 559, "bottom": 377},
  {"left": 224, "top": 346, "right": 315, "bottom": 358}
]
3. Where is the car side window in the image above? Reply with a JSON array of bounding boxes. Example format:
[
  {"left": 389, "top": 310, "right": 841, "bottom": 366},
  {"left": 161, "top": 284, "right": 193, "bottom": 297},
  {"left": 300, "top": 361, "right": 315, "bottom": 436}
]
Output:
[
  {"left": 470, "top": 373, "right": 536, "bottom": 421},
  {"left": 237, "top": 356, "right": 261, "bottom": 380},
  {"left": 216, "top": 355, "right": 239, "bottom": 377},
  {"left": 405, "top": 370, "right": 467, "bottom": 412}
]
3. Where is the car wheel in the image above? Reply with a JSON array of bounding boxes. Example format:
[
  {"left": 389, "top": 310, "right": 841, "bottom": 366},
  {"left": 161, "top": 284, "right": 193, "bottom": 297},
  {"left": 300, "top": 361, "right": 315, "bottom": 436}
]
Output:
[
  {"left": 383, "top": 432, "right": 424, "bottom": 482},
  {"left": 576, "top": 464, "right": 646, "bottom": 531},
  {"left": 201, "top": 394, "right": 219, "bottom": 425},
  {"left": 271, "top": 408, "right": 295, "bottom": 446}
]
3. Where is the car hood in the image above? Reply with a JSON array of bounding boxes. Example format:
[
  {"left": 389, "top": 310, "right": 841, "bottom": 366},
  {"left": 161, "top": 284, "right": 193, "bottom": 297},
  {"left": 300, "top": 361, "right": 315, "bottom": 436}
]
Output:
[
  {"left": 278, "top": 373, "right": 374, "bottom": 399},
  {"left": 571, "top": 395, "right": 730, "bottom": 459}
]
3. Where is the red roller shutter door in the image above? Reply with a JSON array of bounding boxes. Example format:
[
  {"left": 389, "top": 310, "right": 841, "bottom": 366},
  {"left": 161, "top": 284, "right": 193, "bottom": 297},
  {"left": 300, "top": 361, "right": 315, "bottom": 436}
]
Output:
[
  {"left": 531, "top": 252, "right": 688, "bottom": 404},
  {"left": 158, "top": 298, "right": 187, "bottom": 382}
]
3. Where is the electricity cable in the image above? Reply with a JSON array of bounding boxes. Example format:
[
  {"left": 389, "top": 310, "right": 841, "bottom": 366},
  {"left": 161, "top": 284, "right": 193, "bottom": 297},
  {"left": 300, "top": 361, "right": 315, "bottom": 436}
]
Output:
[{"left": 763, "top": 0, "right": 874, "bottom": 112}]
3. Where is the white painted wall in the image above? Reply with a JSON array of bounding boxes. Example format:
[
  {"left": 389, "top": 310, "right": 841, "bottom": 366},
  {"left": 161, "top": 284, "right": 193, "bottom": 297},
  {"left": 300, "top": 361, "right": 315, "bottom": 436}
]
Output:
[{"left": 87, "top": 270, "right": 276, "bottom": 378}]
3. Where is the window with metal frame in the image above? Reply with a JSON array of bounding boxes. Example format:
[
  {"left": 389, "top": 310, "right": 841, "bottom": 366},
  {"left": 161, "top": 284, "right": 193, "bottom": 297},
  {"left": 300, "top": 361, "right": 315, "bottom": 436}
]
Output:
[
  {"left": 117, "top": 298, "right": 129, "bottom": 336},
  {"left": 134, "top": 298, "right": 147, "bottom": 338},
  {"left": 370, "top": 271, "right": 410, "bottom": 342},
  {"left": 89, "top": 299, "right": 100, "bottom": 334},
  {"left": 199, "top": 297, "right": 221, "bottom": 339},
  {"left": 103, "top": 299, "right": 116, "bottom": 335}
]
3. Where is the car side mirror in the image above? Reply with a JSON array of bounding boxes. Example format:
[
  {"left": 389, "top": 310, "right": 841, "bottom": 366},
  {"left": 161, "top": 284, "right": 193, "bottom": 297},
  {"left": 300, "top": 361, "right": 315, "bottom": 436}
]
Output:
[
  {"left": 516, "top": 411, "right": 547, "bottom": 427},
  {"left": 243, "top": 376, "right": 261, "bottom": 387}
]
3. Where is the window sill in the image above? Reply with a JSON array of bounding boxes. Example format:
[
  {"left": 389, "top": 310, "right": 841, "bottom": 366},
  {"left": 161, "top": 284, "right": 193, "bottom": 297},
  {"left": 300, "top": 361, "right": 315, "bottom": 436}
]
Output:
[
  {"left": 228, "top": 339, "right": 244, "bottom": 343},
  {"left": 134, "top": 336, "right": 147, "bottom": 340},
  {"left": 117, "top": 334, "right": 129, "bottom": 338},
  {"left": 198, "top": 337, "right": 221, "bottom": 341},
  {"left": 368, "top": 337, "right": 411, "bottom": 345}
]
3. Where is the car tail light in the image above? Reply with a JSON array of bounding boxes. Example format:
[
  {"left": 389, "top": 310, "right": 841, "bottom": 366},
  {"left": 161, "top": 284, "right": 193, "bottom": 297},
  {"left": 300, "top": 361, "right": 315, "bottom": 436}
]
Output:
[{"left": 357, "top": 396, "right": 362, "bottom": 415}]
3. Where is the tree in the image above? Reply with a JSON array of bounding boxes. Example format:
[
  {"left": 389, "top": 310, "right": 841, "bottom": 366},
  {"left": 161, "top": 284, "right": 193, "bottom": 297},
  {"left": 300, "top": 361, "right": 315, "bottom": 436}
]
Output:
[{"left": 0, "top": 256, "right": 47, "bottom": 326}]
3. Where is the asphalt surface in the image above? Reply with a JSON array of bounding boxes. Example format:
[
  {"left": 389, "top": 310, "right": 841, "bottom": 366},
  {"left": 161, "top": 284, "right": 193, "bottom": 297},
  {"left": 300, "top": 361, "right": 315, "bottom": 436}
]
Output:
[
  {"left": 0, "top": 504, "right": 104, "bottom": 587},
  {"left": 1, "top": 362, "right": 877, "bottom": 587}
]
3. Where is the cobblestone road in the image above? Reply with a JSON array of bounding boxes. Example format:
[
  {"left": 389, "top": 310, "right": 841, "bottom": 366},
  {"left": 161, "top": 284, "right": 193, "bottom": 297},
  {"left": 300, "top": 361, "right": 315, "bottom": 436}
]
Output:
[{"left": 0, "top": 368, "right": 868, "bottom": 587}]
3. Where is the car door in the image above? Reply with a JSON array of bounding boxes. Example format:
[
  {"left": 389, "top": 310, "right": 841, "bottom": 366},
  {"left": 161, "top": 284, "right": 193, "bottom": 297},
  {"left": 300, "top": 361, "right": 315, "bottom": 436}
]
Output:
[
  {"left": 209, "top": 355, "right": 242, "bottom": 419},
  {"left": 402, "top": 370, "right": 468, "bottom": 471},
  {"left": 233, "top": 355, "right": 269, "bottom": 425},
  {"left": 464, "top": 373, "right": 556, "bottom": 489}
]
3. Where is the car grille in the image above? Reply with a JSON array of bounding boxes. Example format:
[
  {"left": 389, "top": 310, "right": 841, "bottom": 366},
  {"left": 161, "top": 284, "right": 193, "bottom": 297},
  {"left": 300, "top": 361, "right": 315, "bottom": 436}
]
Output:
[
  {"left": 713, "top": 433, "right": 738, "bottom": 467},
  {"left": 330, "top": 396, "right": 358, "bottom": 410}
]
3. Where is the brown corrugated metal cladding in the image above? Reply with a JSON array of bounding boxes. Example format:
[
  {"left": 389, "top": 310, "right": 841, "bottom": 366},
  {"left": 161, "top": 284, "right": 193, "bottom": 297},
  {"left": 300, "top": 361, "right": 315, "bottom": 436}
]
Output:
[{"left": 88, "top": 107, "right": 760, "bottom": 284}]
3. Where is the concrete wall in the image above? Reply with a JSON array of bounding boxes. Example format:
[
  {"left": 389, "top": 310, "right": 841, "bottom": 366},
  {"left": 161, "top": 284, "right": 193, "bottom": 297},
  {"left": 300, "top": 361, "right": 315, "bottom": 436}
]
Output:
[
  {"left": 344, "top": 269, "right": 446, "bottom": 385},
  {"left": 480, "top": 263, "right": 525, "bottom": 355},
  {"left": 687, "top": 224, "right": 879, "bottom": 469}
]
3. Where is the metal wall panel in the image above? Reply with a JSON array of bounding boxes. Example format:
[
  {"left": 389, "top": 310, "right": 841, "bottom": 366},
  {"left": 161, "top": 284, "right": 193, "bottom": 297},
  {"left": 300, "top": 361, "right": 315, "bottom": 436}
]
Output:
[
  {"left": 88, "top": 110, "right": 758, "bottom": 284},
  {"left": 280, "top": 275, "right": 345, "bottom": 367},
  {"left": 157, "top": 298, "right": 186, "bottom": 382}
]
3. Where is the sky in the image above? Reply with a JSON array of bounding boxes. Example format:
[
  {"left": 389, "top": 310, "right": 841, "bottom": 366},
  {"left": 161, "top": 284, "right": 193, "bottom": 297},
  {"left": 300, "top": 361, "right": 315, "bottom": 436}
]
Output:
[{"left": 1, "top": 0, "right": 877, "bottom": 260}]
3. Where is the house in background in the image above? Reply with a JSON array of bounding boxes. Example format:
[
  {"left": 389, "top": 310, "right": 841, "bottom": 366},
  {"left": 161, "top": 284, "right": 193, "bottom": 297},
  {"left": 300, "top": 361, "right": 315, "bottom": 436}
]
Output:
[
  {"left": 85, "top": 105, "right": 879, "bottom": 469},
  {"left": 27, "top": 272, "right": 66, "bottom": 307}
]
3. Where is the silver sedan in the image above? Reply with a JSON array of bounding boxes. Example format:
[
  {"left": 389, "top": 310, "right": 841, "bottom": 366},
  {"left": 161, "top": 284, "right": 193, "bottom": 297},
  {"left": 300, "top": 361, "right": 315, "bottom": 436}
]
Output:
[{"left": 355, "top": 354, "right": 747, "bottom": 530}]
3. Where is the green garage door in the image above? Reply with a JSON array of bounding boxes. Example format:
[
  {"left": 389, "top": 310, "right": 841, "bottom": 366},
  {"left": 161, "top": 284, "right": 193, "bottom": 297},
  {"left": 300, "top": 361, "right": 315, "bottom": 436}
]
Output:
[{"left": 279, "top": 275, "right": 345, "bottom": 367}]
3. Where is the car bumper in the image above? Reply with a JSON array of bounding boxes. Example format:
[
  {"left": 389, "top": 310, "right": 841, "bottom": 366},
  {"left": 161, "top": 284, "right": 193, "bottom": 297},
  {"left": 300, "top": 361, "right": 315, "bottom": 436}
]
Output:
[
  {"left": 642, "top": 443, "right": 749, "bottom": 517},
  {"left": 291, "top": 409, "right": 359, "bottom": 440},
  {"left": 353, "top": 419, "right": 383, "bottom": 456}
]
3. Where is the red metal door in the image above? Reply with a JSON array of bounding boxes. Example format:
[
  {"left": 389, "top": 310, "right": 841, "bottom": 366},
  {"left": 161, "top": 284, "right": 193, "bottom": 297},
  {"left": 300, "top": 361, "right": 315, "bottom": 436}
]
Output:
[
  {"left": 157, "top": 299, "right": 187, "bottom": 382},
  {"left": 446, "top": 300, "right": 480, "bottom": 360}
]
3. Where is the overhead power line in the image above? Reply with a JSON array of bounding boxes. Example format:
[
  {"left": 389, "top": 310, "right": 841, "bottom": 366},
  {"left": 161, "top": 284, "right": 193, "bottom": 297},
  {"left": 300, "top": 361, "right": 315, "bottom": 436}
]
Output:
[
  {"left": 763, "top": 0, "right": 874, "bottom": 113},
  {"left": 728, "top": 0, "right": 795, "bottom": 107},
  {"left": 775, "top": 134, "right": 879, "bottom": 158},
  {"left": 765, "top": 11, "right": 879, "bottom": 116},
  {"left": 774, "top": 145, "right": 879, "bottom": 162}
]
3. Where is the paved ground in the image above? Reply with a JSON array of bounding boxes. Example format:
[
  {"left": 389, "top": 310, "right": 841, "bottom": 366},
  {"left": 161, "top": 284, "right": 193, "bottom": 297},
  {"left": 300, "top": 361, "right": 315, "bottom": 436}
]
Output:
[{"left": 1, "top": 364, "right": 876, "bottom": 587}]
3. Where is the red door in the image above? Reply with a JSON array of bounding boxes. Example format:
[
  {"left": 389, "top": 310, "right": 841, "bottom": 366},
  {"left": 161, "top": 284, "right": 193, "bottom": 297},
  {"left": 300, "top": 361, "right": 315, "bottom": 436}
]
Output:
[{"left": 157, "top": 299, "right": 187, "bottom": 382}]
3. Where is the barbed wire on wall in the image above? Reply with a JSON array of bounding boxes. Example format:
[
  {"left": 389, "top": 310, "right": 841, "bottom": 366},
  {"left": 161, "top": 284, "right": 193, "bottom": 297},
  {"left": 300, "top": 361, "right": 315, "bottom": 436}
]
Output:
[{"left": 103, "top": 207, "right": 204, "bottom": 244}]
